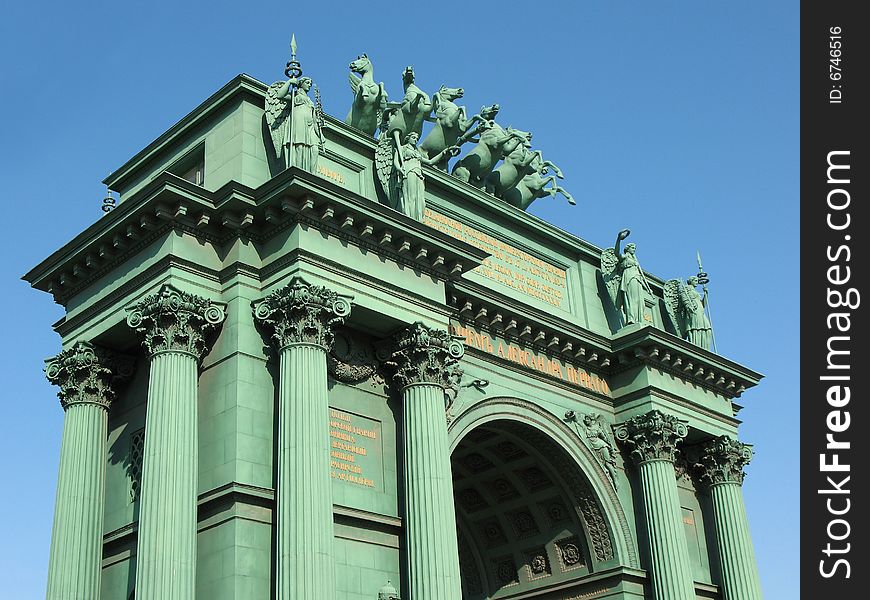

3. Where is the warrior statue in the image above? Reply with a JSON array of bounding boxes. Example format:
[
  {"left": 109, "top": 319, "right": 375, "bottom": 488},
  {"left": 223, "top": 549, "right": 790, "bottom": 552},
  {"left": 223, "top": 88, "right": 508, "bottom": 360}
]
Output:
[
  {"left": 418, "top": 87, "right": 494, "bottom": 170},
  {"left": 601, "top": 229, "right": 653, "bottom": 327},
  {"left": 345, "top": 54, "right": 388, "bottom": 136},
  {"left": 264, "top": 35, "right": 324, "bottom": 172},
  {"left": 664, "top": 275, "right": 714, "bottom": 350},
  {"left": 502, "top": 151, "right": 574, "bottom": 210},
  {"left": 451, "top": 122, "right": 531, "bottom": 188}
]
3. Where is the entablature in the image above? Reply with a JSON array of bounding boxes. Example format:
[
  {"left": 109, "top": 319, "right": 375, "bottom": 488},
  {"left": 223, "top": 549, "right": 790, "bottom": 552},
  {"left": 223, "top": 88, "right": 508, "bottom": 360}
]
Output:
[
  {"left": 447, "top": 281, "right": 761, "bottom": 403},
  {"left": 24, "top": 167, "right": 490, "bottom": 308}
]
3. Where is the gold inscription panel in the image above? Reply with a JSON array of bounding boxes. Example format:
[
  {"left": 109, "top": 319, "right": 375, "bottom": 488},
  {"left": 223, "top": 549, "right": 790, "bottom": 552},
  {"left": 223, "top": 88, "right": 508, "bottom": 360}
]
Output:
[
  {"left": 329, "top": 408, "right": 384, "bottom": 491},
  {"left": 452, "top": 323, "right": 612, "bottom": 397},
  {"left": 423, "top": 209, "right": 569, "bottom": 309}
]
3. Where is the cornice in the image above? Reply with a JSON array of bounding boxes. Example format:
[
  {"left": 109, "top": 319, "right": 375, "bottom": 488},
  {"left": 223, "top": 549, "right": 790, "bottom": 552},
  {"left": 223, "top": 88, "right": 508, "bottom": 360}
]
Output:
[{"left": 610, "top": 325, "right": 763, "bottom": 398}]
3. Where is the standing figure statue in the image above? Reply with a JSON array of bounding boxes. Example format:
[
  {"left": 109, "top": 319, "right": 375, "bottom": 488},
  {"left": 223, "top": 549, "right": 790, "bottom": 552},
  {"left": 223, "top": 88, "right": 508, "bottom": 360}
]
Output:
[
  {"left": 345, "top": 54, "right": 388, "bottom": 136},
  {"left": 264, "top": 36, "right": 324, "bottom": 172},
  {"left": 419, "top": 88, "right": 493, "bottom": 170},
  {"left": 601, "top": 229, "right": 653, "bottom": 327},
  {"left": 664, "top": 276, "right": 714, "bottom": 350},
  {"left": 393, "top": 132, "right": 460, "bottom": 220},
  {"left": 374, "top": 67, "right": 437, "bottom": 212},
  {"left": 451, "top": 122, "right": 531, "bottom": 188},
  {"left": 503, "top": 152, "right": 574, "bottom": 210}
]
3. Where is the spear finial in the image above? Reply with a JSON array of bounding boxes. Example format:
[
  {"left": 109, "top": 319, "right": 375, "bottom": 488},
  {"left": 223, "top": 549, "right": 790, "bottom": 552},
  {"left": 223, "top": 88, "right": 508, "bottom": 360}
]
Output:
[{"left": 285, "top": 33, "right": 302, "bottom": 78}]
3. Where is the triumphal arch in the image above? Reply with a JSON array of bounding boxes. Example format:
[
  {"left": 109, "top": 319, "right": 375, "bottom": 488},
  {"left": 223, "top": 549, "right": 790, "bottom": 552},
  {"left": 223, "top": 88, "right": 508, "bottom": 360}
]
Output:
[{"left": 25, "top": 43, "right": 763, "bottom": 600}]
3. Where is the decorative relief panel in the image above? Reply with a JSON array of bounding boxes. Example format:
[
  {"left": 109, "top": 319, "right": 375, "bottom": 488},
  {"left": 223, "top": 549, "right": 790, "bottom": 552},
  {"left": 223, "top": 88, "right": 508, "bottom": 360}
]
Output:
[
  {"left": 491, "top": 555, "right": 520, "bottom": 588},
  {"left": 524, "top": 548, "right": 551, "bottom": 580},
  {"left": 555, "top": 537, "right": 586, "bottom": 572}
]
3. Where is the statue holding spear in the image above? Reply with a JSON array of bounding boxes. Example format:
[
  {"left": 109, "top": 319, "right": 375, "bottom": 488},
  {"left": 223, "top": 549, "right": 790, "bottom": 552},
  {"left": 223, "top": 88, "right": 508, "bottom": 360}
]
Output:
[
  {"left": 663, "top": 252, "right": 716, "bottom": 351},
  {"left": 265, "top": 34, "right": 324, "bottom": 172}
]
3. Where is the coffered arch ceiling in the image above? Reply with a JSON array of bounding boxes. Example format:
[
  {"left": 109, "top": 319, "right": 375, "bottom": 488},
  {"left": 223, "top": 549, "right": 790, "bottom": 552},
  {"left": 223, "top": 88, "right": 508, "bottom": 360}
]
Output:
[{"left": 452, "top": 420, "right": 615, "bottom": 599}]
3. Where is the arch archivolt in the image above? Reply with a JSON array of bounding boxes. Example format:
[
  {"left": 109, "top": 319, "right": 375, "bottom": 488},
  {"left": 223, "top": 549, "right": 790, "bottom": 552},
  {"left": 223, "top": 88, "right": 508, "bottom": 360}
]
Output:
[{"left": 448, "top": 396, "right": 639, "bottom": 570}]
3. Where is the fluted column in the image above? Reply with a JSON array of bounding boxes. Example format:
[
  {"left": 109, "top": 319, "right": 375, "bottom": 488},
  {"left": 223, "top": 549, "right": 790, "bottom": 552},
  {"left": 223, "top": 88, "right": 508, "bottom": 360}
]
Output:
[
  {"left": 614, "top": 411, "right": 695, "bottom": 600},
  {"left": 695, "top": 437, "right": 762, "bottom": 600},
  {"left": 127, "top": 284, "right": 226, "bottom": 599},
  {"left": 387, "top": 323, "right": 464, "bottom": 600},
  {"left": 44, "top": 342, "right": 134, "bottom": 600},
  {"left": 253, "top": 278, "right": 351, "bottom": 600}
]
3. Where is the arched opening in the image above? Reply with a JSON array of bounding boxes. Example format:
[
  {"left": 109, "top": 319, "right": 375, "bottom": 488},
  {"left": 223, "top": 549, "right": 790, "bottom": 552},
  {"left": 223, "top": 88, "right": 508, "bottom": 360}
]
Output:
[{"left": 453, "top": 420, "right": 616, "bottom": 599}]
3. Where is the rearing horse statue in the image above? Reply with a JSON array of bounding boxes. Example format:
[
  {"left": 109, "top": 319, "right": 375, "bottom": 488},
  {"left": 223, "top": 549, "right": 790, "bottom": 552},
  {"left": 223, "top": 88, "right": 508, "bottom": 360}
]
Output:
[
  {"left": 451, "top": 123, "right": 531, "bottom": 189},
  {"left": 419, "top": 88, "right": 493, "bottom": 170},
  {"left": 345, "top": 54, "right": 387, "bottom": 136},
  {"left": 502, "top": 153, "right": 575, "bottom": 210}
]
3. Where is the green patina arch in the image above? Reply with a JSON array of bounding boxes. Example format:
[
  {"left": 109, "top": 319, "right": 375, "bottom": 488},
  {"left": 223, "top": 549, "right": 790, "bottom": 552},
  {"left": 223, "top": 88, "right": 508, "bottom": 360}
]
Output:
[{"left": 447, "top": 397, "right": 638, "bottom": 598}]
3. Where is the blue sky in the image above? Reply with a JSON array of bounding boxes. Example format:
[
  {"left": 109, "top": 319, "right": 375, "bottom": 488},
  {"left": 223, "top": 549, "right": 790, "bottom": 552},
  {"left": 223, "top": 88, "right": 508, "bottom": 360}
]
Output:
[{"left": 0, "top": 1, "right": 798, "bottom": 597}]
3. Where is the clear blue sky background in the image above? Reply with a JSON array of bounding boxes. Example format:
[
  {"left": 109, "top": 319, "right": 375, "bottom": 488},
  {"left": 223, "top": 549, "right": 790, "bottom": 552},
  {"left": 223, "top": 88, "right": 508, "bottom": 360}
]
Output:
[{"left": 0, "top": 1, "right": 798, "bottom": 598}]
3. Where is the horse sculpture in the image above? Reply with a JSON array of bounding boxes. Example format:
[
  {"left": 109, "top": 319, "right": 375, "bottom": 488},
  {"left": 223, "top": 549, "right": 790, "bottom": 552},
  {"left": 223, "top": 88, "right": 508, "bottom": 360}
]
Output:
[
  {"left": 502, "top": 153, "right": 575, "bottom": 210},
  {"left": 451, "top": 124, "right": 531, "bottom": 188},
  {"left": 485, "top": 139, "right": 540, "bottom": 197},
  {"left": 345, "top": 54, "right": 387, "bottom": 136},
  {"left": 419, "top": 88, "right": 491, "bottom": 170}
]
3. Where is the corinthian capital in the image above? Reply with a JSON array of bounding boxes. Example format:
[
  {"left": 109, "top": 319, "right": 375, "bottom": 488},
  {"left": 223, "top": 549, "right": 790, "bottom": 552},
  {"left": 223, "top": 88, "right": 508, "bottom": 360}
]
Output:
[
  {"left": 613, "top": 410, "right": 688, "bottom": 465},
  {"left": 693, "top": 436, "right": 754, "bottom": 486},
  {"left": 126, "top": 284, "right": 226, "bottom": 359},
  {"left": 45, "top": 341, "right": 135, "bottom": 410},
  {"left": 385, "top": 323, "right": 464, "bottom": 389},
  {"left": 253, "top": 278, "right": 352, "bottom": 350}
]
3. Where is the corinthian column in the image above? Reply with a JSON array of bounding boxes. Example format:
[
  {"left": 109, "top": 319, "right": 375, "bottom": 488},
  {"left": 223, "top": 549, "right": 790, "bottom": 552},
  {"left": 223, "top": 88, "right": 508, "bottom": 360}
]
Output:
[
  {"left": 614, "top": 410, "right": 695, "bottom": 600},
  {"left": 127, "top": 284, "right": 225, "bottom": 599},
  {"left": 44, "top": 342, "right": 133, "bottom": 600},
  {"left": 253, "top": 278, "right": 351, "bottom": 600},
  {"left": 387, "top": 323, "right": 464, "bottom": 600},
  {"left": 694, "top": 437, "right": 762, "bottom": 600}
]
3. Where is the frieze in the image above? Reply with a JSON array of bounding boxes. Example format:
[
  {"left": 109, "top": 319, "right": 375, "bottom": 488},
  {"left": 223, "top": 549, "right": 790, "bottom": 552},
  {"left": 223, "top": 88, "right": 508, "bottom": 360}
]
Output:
[
  {"left": 45, "top": 341, "right": 135, "bottom": 410},
  {"left": 451, "top": 323, "right": 611, "bottom": 397},
  {"left": 126, "top": 284, "right": 226, "bottom": 359}
]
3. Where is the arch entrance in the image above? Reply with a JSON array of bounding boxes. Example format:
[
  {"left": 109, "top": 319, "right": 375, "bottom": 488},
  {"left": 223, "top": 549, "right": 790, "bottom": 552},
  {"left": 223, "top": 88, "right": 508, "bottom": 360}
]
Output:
[{"left": 452, "top": 419, "right": 616, "bottom": 599}]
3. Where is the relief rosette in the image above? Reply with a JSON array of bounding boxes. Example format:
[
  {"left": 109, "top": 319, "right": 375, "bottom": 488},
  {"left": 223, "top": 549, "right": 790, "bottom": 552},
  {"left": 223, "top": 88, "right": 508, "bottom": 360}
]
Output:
[
  {"left": 126, "top": 284, "right": 226, "bottom": 359},
  {"left": 252, "top": 278, "right": 352, "bottom": 350},
  {"left": 613, "top": 410, "right": 689, "bottom": 465},
  {"left": 385, "top": 322, "right": 465, "bottom": 389},
  {"left": 45, "top": 341, "right": 135, "bottom": 410},
  {"left": 693, "top": 436, "right": 754, "bottom": 486}
]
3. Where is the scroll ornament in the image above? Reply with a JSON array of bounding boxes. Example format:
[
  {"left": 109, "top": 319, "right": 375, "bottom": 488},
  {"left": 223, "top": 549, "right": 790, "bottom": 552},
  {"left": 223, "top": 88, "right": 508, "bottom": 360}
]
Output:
[
  {"left": 253, "top": 278, "right": 352, "bottom": 350},
  {"left": 45, "top": 341, "right": 134, "bottom": 410},
  {"left": 127, "top": 285, "right": 226, "bottom": 359}
]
